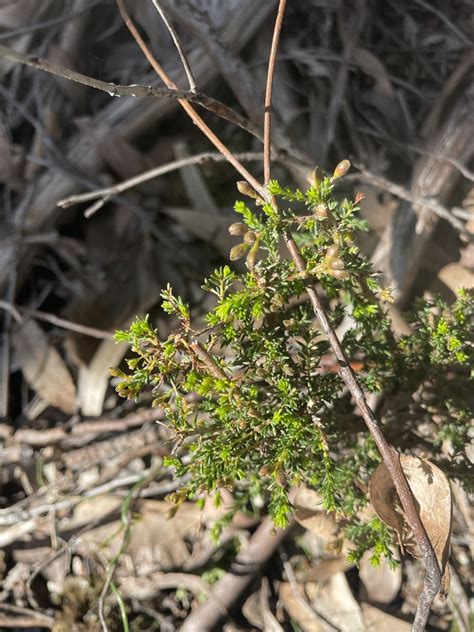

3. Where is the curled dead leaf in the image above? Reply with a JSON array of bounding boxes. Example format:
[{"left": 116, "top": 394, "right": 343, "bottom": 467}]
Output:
[
  {"left": 369, "top": 455, "right": 452, "bottom": 597},
  {"left": 13, "top": 319, "right": 76, "bottom": 414}
]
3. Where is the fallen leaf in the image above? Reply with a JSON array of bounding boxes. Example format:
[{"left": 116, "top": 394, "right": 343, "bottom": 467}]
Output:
[
  {"left": 369, "top": 455, "right": 452, "bottom": 596},
  {"left": 437, "top": 262, "right": 474, "bottom": 293},
  {"left": 243, "top": 578, "right": 284, "bottom": 631},
  {"left": 290, "top": 485, "right": 341, "bottom": 543},
  {"left": 305, "top": 572, "right": 366, "bottom": 631},
  {"left": 279, "top": 582, "right": 325, "bottom": 631},
  {"left": 13, "top": 319, "right": 76, "bottom": 414},
  {"left": 359, "top": 547, "right": 402, "bottom": 604},
  {"left": 77, "top": 338, "right": 127, "bottom": 416},
  {"left": 361, "top": 603, "right": 411, "bottom": 631}
]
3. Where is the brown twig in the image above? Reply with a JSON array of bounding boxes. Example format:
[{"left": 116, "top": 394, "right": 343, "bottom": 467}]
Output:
[
  {"left": 0, "top": 300, "right": 113, "bottom": 338},
  {"left": 57, "top": 151, "right": 266, "bottom": 213},
  {"left": 0, "top": 44, "right": 259, "bottom": 140},
  {"left": 263, "top": 0, "right": 286, "bottom": 185},
  {"left": 150, "top": 0, "right": 197, "bottom": 92},
  {"left": 353, "top": 162, "right": 468, "bottom": 236},
  {"left": 0, "top": 604, "right": 54, "bottom": 630}
]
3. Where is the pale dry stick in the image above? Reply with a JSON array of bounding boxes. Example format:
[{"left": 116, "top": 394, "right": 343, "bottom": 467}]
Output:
[
  {"left": 150, "top": 0, "right": 197, "bottom": 92},
  {"left": 263, "top": 3, "right": 441, "bottom": 631},
  {"left": 0, "top": 3, "right": 100, "bottom": 41},
  {"left": 0, "top": 604, "right": 54, "bottom": 630},
  {"left": 180, "top": 516, "right": 290, "bottom": 631},
  {"left": 283, "top": 561, "right": 339, "bottom": 630},
  {"left": 0, "top": 300, "right": 112, "bottom": 338},
  {"left": 0, "top": 44, "right": 260, "bottom": 141},
  {"left": 12, "top": 410, "right": 160, "bottom": 446},
  {"left": 324, "top": 0, "right": 366, "bottom": 162},
  {"left": 357, "top": 125, "right": 474, "bottom": 183},
  {"left": 352, "top": 162, "right": 468, "bottom": 236},
  {"left": 121, "top": 1, "right": 442, "bottom": 629},
  {"left": 24, "top": 306, "right": 113, "bottom": 339},
  {"left": 58, "top": 151, "right": 265, "bottom": 213},
  {"left": 0, "top": 471, "right": 151, "bottom": 527}
]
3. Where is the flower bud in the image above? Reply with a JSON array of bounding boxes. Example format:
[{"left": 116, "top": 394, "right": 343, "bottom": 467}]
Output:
[
  {"left": 237, "top": 180, "right": 259, "bottom": 199},
  {"left": 332, "top": 159, "right": 351, "bottom": 180},
  {"left": 243, "top": 230, "right": 257, "bottom": 244},
  {"left": 275, "top": 470, "right": 286, "bottom": 486},
  {"left": 314, "top": 204, "right": 328, "bottom": 220},
  {"left": 325, "top": 244, "right": 340, "bottom": 259},
  {"left": 269, "top": 294, "right": 284, "bottom": 312},
  {"left": 331, "top": 269, "right": 349, "bottom": 280},
  {"left": 306, "top": 166, "right": 325, "bottom": 188},
  {"left": 229, "top": 242, "right": 249, "bottom": 261},
  {"left": 165, "top": 505, "right": 179, "bottom": 519},
  {"left": 330, "top": 257, "right": 345, "bottom": 271},
  {"left": 245, "top": 239, "right": 260, "bottom": 269},
  {"left": 228, "top": 222, "right": 247, "bottom": 236}
]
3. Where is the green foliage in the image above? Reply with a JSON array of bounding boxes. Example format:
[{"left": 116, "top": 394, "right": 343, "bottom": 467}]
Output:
[{"left": 113, "top": 173, "right": 473, "bottom": 564}]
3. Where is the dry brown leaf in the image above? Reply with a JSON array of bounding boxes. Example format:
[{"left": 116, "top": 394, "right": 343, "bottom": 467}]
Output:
[
  {"left": 290, "top": 485, "right": 341, "bottom": 544},
  {"left": 353, "top": 48, "right": 394, "bottom": 98},
  {"left": 13, "top": 319, "right": 77, "bottom": 414},
  {"left": 243, "top": 578, "right": 284, "bottom": 631},
  {"left": 361, "top": 603, "right": 411, "bottom": 631},
  {"left": 77, "top": 338, "right": 127, "bottom": 416},
  {"left": 279, "top": 582, "right": 326, "bottom": 632},
  {"left": 78, "top": 499, "right": 206, "bottom": 571},
  {"left": 369, "top": 455, "right": 452, "bottom": 596},
  {"left": 437, "top": 262, "right": 474, "bottom": 293},
  {"left": 359, "top": 548, "right": 402, "bottom": 604},
  {"left": 305, "top": 572, "right": 366, "bottom": 631}
]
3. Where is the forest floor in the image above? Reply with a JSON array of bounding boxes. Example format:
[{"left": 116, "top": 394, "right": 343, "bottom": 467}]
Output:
[{"left": 0, "top": 1, "right": 473, "bottom": 630}]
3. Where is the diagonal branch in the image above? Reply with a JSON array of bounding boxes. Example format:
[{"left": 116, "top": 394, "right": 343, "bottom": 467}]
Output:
[
  {"left": 0, "top": 43, "right": 260, "bottom": 141},
  {"left": 150, "top": 0, "right": 197, "bottom": 92}
]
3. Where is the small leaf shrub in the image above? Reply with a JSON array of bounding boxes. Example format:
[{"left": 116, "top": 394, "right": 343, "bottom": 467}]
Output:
[{"left": 112, "top": 171, "right": 473, "bottom": 560}]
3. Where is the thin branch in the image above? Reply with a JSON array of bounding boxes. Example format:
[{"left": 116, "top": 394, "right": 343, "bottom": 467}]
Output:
[
  {"left": 23, "top": 307, "right": 113, "bottom": 339},
  {"left": 263, "top": 0, "right": 286, "bottom": 185},
  {"left": 57, "top": 151, "right": 265, "bottom": 213},
  {"left": 0, "top": 301, "right": 113, "bottom": 338},
  {"left": 413, "top": 0, "right": 472, "bottom": 46},
  {"left": 0, "top": 300, "right": 22, "bottom": 324},
  {"left": 353, "top": 162, "right": 469, "bottom": 236},
  {"left": 115, "top": 0, "right": 267, "bottom": 201},
  {"left": 150, "top": 0, "right": 197, "bottom": 91},
  {"left": 0, "top": 44, "right": 260, "bottom": 141}
]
